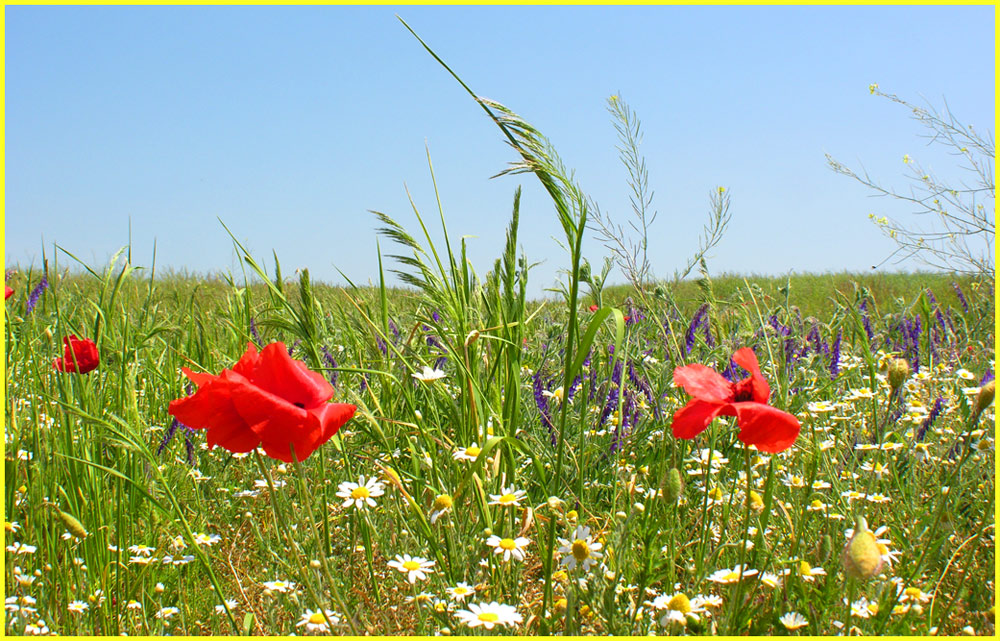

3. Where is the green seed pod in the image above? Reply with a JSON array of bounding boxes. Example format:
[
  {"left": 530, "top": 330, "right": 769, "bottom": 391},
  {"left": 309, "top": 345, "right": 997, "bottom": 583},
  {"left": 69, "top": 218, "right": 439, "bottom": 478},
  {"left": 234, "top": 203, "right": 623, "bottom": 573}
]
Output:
[
  {"left": 56, "top": 508, "right": 88, "bottom": 539},
  {"left": 818, "top": 533, "right": 833, "bottom": 562},
  {"left": 842, "top": 516, "right": 883, "bottom": 580},
  {"left": 663, "top": 468, "right": 683, "bottom": 504},
  {"left": 975, "top": 380, "right": 995, "bottom": 416},
  {"left": 888, "top": 358, "right": 910, "bottom": 391}
]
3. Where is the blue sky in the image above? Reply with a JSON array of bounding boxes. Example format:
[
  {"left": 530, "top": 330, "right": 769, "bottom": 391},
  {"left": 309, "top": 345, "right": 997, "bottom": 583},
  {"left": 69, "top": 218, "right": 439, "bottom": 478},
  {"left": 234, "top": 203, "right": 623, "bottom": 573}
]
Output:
[{"left": 5, "top": 5, "right": 995, "bottom": 295}]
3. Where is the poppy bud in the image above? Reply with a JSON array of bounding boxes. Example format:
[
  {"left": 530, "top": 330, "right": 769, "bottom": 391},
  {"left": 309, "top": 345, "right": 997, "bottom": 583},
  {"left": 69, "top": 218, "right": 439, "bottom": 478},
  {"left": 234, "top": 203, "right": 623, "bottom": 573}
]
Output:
[
  {"left": 842, "top": 516, "right": 883, "bottom": 580},
  {"left": 663, "top": 468, "right": 683, "bottom": 504},
  {"left": 974, "top": 381, "right": 995, "bottom": 416},
  {"left": 888, "top": 359, "right": 910, "bottom": 391}
]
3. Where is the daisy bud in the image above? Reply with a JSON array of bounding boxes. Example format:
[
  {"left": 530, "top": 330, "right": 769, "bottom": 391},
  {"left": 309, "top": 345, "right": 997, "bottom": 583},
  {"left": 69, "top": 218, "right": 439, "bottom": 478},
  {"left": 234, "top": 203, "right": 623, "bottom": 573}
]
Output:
[
  {"left": 748, "top": 490, "right": 764, "bottom": 512},
  {"left": 566, "top": 510, "right": 578, "bottom": 523},
  {"left": 888, "top": 359, "right": 910, "bottom": 391},
  {"left": 663, "top": 468, "right": 683, "bottom": 504},
  {"left": 546, "top": 496, "right": 564, "bottom": 512},
  {"left": 842, "top": 516, "right": 883, "bottom": 580},
  {"left": 974, "top": 380, "right": 995, "bottom": 416},
  {"left": 155, "top": 582, "right": 165, "bottom": 594},
  {"left": 310, "top": 559, "right": 321, "bottom": 569}
]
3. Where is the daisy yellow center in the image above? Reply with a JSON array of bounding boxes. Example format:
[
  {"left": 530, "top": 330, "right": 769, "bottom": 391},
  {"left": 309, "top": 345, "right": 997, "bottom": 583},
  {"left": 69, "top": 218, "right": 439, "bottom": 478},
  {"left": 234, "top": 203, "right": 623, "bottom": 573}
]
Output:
[
  {"left": 351, "top": 487, "right": 370, "bottom": 500},
  {"left": 433, "top": 495, "right": 453, "bottom": 510},
  {"left": 708, "top": 487, "right": 723, "bottom": 500},
  {"left": 810, "top": 499, "right": 824, "bottom": 509},
  {"left": 465, "top": 447, "right": 481, "bottom": 457},
  {"left": 904, "top": 587, "right": 921, "bottom": 598},
  {"left": 499, "top": 494, "right": 518, "bottom": 505},
  {"left": 308, "top": 613, "right": 326, "bottom": 624},
  {"left": 667, "top": 593, "right": 691, "bottom": 614},
  {"left": 478, "top": 612, "right": 499, "bottom": 623},
  {"left": 722, "top": 571, "right": 739, "bottom": 581},
  {"left": 499, "top": 538, "right": 517, "bottom": 550},
  {"left": 571, "top": 539, "right": 590, "bottom": 561},
  {"left": 877, "top": 543, "right": 889, "bottom": 555},
  {"left": 799, "top": 561, "right": 812, "bottom": 575},
  {"left": 402, "top": 560, "right": 421, "bottom": 571},
  {"left": 454, "top": 587, "right": 469, "bottom": 595}
]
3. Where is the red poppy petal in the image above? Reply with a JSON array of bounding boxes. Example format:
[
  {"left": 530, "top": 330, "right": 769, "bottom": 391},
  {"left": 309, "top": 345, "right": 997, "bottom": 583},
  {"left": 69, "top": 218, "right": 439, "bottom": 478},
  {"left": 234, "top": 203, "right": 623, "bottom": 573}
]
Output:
[
  {"left": 168, "top": 382, "right": 259, "bottom": 452},
  {"left": 4, "top": 286, "right": 13, "bottom": 300},
  {"left": 232, "top": 343, "right": 260, "bottom": 378},
  {"left": 731, "top": 402, "right": 801, "bottom": 453},
  {"left": 673, "top": 364, "right": 733, "bottom": 403},
  {"left": 315, "top": 402, "right": 357, "bottom": 441},
  {"left": 181, "top": 367, "right": 218, "bottom": 389},
  {"left": 671, "top": 399, "right": 724, "bottom": 439},
  {"left": 249, "top": 343, "right": 333, "bottom": 409},
  {"left": 731, "top": 347, "right": 770, "bottom": 403},
  {"left": 227, "top": 376, "right": 322, "bottom": 462}
]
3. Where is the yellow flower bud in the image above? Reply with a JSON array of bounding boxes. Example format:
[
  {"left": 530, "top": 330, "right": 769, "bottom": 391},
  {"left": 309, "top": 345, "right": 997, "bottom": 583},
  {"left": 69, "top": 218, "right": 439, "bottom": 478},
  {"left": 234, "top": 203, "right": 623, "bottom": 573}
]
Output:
[{"left": 975, "top": 380, "right": 995, "bottom": 416}]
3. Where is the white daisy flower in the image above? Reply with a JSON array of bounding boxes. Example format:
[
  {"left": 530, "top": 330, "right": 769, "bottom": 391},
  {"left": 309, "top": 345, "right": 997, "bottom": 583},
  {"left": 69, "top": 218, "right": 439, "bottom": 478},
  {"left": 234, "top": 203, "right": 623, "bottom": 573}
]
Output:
[
  {"left": 336, "top": 476, "right": 385, "bottom": 510},
  {"left": 446, "top": 583, "right": 476, "bottom": 601},
  {"left": 706, "top": 565, "right": 758, "bottom": 584},
  {"left": 558, "top": 525, "right": 603, "bottom": 572},
  {"left": 296, "top": 609, "right": 340, "bottom": 633},
  {"left": 485, "top": 535, "right": 531, "bottom": 562},
  {"left": 453, "top": 443, "right": 482, "bottom": 462},
  {"left": 388, "top": 554, "right": 436, "bottom": 584},
  {"left": 261, "top": 579, "right": 296, "bottom": 593},
  {"left": 488, "top": 486, "right": 526, "bottom": 508},
  {"left": 454, "top": 601, "right": 522, "bottom": 630},
  {"left": 412, "top": 366, "right": 446, "bottom": 383},
  {"left": 779, "top": 611, "right": 809, "bottom": 630}
]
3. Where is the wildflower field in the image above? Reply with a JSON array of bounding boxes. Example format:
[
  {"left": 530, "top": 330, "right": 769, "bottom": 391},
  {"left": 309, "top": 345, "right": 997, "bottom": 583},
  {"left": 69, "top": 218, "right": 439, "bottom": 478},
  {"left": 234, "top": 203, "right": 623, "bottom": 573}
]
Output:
[{"left": 3, "top": 32, "right": 996, "bottom": 637}]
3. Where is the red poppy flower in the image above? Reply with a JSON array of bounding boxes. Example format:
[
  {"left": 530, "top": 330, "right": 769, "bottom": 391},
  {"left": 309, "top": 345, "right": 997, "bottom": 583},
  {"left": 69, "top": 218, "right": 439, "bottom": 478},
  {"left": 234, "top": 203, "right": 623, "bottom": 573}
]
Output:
[
  {"left": 588, "top": 304, "right": 599, "bottom": 312},
  {"left": 4, "top": 286, "right": 12, "bottom": 300},
  {"left": 168, "top": 342, "right": 356, "bottom": 463},
  {"left": 53, "top": 335, "right": 100, "bottom": 374},
  {"left": 671, "top": 347, "right": 800, "bottom": 453}
]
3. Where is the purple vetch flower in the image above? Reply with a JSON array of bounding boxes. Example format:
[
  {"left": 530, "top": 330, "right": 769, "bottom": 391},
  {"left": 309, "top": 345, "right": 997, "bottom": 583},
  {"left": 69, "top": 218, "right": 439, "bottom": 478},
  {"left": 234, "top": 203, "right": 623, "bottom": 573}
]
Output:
[
  {"left": 859, "top": 299, "right": 874, "bottom": 342},
  {"left": 433, "top": 356, "right": 448, "bottom": 371},
  {"left": 26, "top": 275, "right": 48, "bottom": 315},
  {"left": 376, "top": 336, "right": 387, "bottom": 356},
  {"left": 685, "top": 304, "right": 709, "bottom": 355},
  {"left": 359, "top": 373, "right": 369, "bottom": 393},
  {"left": 184, "top": 426, "right": 196, "bottom": 465},
  {"left": 567, "top": 375, "right": 583, "bottom": 401},
  {"left": 916, "top": 397, "right": 944, "bottom": 441},
  {"left": 287, "top": 340, "right": 301, "bottom": 357},
  {"left": 432, "top": 310, "right": 441, "bottom": 323},
  {"left": 598, "top": 360, "right": 623, "bottom": 428},
  {"left": 388, "top": 318, "right": 401, "bottom": 344},
  {"left": 829, "top": 330, "right": 842, "bottom": 378},
  {"left": 951, "top": 282, "right": 969, "bottom": 313},
  {"left": 533, "top": 372, "right": 556, "bottom": 446},
  {"left": 249, "top": 317, "right": 261, "bottom": 345},
  {"left": 321, "top": 345, "right": 339, "bottom": 387},
  {"left": 157, "top": 418, "right": 184, "bottom": 456},
  {"left": 980, "top": 370, "right": 994, "bottom": 386}
]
